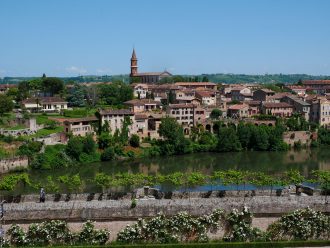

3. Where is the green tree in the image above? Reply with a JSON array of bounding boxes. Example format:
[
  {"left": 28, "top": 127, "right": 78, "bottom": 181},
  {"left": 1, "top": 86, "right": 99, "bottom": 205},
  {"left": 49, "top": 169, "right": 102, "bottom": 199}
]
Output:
[
  {"left": 167, "top": 90, "right": 175, "bottom": 104},
  {"left": 129, "top": 134, "right": 140, "bottom": 147},
  {"left": 42, "top": 77, "right": 64, "bottom": 96},
  {"left": 83, "top": 134, "right": 96, "bottom": 154},
  {"left": 100, "top": 147, "right": 115, "bottom": 161},
  {"left": 210, "top": 109, "right": 222, "bottom": 119},
  {"left": 66, "top": 136, "right": 84, "bottom": 160},
  {"left": 98, "top": 132, "right": 112, "bottom": 149},
  {"left": 119, "top": 116, "right": 132, "bottom": 144},
  {"left": 98, "top": 81, "right": 133, "bottom": 105},
  {"left": 67, "top": 83, "right": 86, "bottom": 107},
  {"left": 0, "top": 95, "right": 14, "bottom": 114},
  {"left": 216, "top": 127, "right": 242, "bottom": 152},
  {"left": 252, "top": 126, "right": 269, "bottom": 151},
  {"left": 237, "top": 123, "right": 253, "bottom": 149},
  {"left": 159, "top": 117, "right": 184, "bottom": 146}
]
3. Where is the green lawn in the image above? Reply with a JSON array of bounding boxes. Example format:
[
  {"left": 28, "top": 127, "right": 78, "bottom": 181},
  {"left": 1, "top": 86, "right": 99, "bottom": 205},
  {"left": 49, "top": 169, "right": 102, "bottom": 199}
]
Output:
[
  {"left": 34, "top": 114, "right": 63, "bottom": 125},
  {"left": 32, "top": 126, "right": 64, "bottom": 138}
]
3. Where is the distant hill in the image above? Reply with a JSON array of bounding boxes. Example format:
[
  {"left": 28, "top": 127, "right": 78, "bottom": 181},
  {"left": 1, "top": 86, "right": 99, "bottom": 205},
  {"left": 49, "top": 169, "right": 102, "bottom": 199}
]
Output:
[{"left": 1, "top": 73, "right": 330, "bottom": 85}]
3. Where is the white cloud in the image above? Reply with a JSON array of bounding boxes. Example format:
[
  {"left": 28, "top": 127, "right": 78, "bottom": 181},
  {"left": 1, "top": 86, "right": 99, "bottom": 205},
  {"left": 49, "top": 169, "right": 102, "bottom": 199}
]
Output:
[
  {"left": 66, "top": 66, "right": 87, "bottom": 74},
  {"left": 0, "top": 69, "right": 6, "bottom": 75},
  {"left": 96, "top": 68, "right": 112, "bottom": 74}
]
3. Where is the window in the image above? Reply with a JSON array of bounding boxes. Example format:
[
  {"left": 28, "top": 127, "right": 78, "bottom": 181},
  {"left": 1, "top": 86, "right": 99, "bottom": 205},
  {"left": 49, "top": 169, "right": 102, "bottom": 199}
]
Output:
[
  {"left": 48, "top": 104, "right": 51, "bottom": 109},
  {"left": 61, "top": 105, "right": 64, "bottom": 109}
]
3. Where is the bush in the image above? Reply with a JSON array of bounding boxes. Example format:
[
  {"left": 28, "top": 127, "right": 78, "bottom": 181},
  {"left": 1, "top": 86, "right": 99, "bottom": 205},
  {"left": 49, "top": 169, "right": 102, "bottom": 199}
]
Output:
[
  {"left": 130, "top": 198, "right": 137, "bottom": 208},
  {"left": 129, "top": 134, "right": 140, "bottom": 147},
  {"left": 78, "top": 221, "right": 110, "bottom": 245},
  {"left": 267, "top": 207, "right": 330, "bottom": 241},
  {"left": 101, "top": 147, "right": 115, "bottom": 161}
]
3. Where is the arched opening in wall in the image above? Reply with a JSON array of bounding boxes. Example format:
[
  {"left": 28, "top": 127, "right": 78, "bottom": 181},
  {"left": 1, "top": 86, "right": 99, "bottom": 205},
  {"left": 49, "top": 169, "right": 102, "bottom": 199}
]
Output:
[
  {"left": 205, "top": 124, "right": 211, "bottom": 132},
  {"left": 184, "top": 128, "right": 190, "bottom": 135},
  {"left": 16, "top": 133, "right": 21, "bottom": 136},
  {"left": 268, "top": 123, "right": 273, "bottom": 127},
  {"left": 23, "top": 132, "right": 28, "bottom": 135},
  {"left": 255, "top": 123, "right": 259, "bottom": 126},
  {"left": 213, "top": 123, "right": 220, "bottom": 133}
]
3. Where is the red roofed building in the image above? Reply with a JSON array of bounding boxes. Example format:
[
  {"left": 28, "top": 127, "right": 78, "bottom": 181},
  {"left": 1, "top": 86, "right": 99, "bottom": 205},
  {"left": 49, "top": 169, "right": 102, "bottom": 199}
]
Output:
[
  {"left": 195, "top": 91, "right": 216, "bottom": 106},
  {"left": 303, "top": 80, "right": 330, "bottom": 94},
  {"left": 261, "top": 102, "right": 293, "bottom": 117},
  {"left": 174, "top": 82, "right": 217, "bottom": 90},
  {"left": 124, "top": 99, "right": 161, "bottom": 113},
  {"left": 227, "top": 104, "right": 249, "bottom": 118}
]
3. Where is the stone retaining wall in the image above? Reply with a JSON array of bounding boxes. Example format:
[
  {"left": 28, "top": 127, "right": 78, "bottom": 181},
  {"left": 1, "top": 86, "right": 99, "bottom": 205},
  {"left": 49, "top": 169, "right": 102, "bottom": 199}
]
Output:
[{"left": 0, "top": 156, "right": 28, "bottom": 174}]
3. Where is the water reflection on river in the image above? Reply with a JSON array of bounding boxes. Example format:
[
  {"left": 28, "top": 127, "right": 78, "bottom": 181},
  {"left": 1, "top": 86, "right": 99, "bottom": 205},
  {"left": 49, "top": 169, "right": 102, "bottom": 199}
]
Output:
[{"left": 25, "top": 148, "right": 330, "bottom": 193}]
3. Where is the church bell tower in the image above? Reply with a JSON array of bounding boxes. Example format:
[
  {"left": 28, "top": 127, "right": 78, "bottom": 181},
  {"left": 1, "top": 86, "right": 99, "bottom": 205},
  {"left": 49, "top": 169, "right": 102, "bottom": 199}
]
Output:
[{"left": 130, "top": 48, "right": 138, "bottom": 76}]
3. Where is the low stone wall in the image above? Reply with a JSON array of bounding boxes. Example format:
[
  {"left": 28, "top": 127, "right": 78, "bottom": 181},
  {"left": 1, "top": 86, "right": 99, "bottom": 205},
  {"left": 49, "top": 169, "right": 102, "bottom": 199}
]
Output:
[
  {"left": 283, "top": 131, "right": 316, "bottom": 146},
  {"left": 36, "top": 132, "right": 66, "bottom": 145},
  {"left": 2, "top": 194, "right": 329, "bottom": 223},
  {"left": 0, "top": 156, "right": 28, "bottom": 174}
]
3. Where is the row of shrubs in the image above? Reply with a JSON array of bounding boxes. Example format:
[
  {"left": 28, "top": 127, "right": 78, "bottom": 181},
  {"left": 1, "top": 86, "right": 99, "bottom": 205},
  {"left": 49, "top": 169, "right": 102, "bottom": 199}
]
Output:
[{"left": 2, "top": 207, "right": 329, "bottom": 247}]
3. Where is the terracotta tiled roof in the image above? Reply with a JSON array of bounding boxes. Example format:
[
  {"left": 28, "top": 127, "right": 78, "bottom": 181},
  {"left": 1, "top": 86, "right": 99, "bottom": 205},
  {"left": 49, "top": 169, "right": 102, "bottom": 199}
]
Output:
[
  {"left": 262, "top": 102, "right": 293, "bottom": 108},
  {"left": 22, "top": 97, "right": 67, "bottom": 104},
  {"left": 175, "top": 82, "right": 216, "bottom": 86},
  {"left": 63, "top": 117, "right": 98, "bottom": 123},
  {"left": 168, "top": 103, "right": 196, "bottom": 109},
  {"left": 135, "top": 114, "right": 148, "bottom": 120},
  {"left": 244, "top": 100, "right": 261, "bottom": 106},
  {"left": 135, "top": 71, "right": 172, "bottom": 76},
  {"left": 124, "top": 99, "right": 161, "bottom": 106},
  {"left": 99, "top": 109, "right": 134, "bottom": 115},
  {"left": 257, "top": 88, "right": 275, "bottom": 93},
  {"left": 228, "top": 104, "right": 248, "bottom": 110},
  {"left": 195, "top": 91, "right": 215, "bottom": 97}
]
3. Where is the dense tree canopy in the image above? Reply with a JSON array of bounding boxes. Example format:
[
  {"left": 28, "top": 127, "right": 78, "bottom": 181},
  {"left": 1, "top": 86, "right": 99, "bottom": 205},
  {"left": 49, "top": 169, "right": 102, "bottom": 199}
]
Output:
[
  {"left": 67, "top": 83, "right": 86, "bottom": 107},
  {"left": 0, "top": 95, "right": 14, "bottom": 114},
  {"left": 98, "top": 81, "right": 133, "bottom": 106}
]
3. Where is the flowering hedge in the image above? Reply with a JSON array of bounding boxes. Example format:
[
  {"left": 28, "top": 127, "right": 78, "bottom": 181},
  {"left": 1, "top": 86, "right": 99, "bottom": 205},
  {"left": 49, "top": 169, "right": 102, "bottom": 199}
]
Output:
[
  {"left": 1, "top": 207, "right": 330, "bottom": 246},
  {"left": 4, "top": 220, "right": 109, "bottom": 247},
  {"left": 267, "top": 207, "right": 330, "bottom": 241}
]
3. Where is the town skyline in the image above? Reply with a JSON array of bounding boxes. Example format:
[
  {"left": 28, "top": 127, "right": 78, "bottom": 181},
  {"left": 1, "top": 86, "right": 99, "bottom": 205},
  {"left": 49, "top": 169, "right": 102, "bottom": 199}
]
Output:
[{"left": 1, "top": 0, "right": 330, "bottom": 77}]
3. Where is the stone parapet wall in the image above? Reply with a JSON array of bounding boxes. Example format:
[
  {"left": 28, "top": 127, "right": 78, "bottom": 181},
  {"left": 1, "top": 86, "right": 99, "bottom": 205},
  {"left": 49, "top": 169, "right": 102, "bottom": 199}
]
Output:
[{"left": 2, "top": 195, "right": 329, "bottom": 223}]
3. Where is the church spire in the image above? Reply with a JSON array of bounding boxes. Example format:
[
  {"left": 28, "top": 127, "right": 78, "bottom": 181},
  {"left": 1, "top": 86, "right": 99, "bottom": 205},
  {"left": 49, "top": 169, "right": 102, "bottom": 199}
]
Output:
[
  {"left": 132, "top": 48, "right": 137, "bottom": 60},
  {"left": 130, "top": 48, "right": 138, "bottom": 76}
]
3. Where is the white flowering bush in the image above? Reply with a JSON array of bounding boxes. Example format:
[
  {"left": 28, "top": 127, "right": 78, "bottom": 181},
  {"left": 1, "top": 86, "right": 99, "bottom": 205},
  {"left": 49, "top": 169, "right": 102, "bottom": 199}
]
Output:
[
  {"left": 7, "top": 225, "right": 27, "bottom": 247},
  {"left": 78, "top": 220, "right": 109, "bottom": 245},
  {"left": 267, "top": 207, "right": 330, "bottom": 241},
  {"left": 117, "top": 209, "right": 224, "bottom": 244},
  {"left": 26, "top": 220, "right": 72, "bottom": 246},
  {"left": 6, "top": 220, "right": 110, "bottom": 246},
  {"left": 0, "top": 237, "right": 10, "bottom": 247},
  {"left": 223, "top": 206, "right": 263, "bottom": 242}
]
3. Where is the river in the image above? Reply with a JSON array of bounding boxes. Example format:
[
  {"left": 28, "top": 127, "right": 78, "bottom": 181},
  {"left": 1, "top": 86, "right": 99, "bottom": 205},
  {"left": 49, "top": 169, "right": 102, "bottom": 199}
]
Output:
[{"left": 17, "top": 148, "right": 329, "bottom": 194}]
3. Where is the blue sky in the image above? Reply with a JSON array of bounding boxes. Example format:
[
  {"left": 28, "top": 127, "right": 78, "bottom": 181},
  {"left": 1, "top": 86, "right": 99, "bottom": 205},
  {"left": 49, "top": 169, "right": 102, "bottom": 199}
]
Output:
[{"left": 0, "top": 0, "right": 329, "bottom": 77}]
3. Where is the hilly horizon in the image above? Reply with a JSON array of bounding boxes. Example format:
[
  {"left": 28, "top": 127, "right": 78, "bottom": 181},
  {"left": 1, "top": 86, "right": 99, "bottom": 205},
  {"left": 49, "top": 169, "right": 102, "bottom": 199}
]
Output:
[{"left": 1, "top": 73, "right": 330, "bottom": 85}]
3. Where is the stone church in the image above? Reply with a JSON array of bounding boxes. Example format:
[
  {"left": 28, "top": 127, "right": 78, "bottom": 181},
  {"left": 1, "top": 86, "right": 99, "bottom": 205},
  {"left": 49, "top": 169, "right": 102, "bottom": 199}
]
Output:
[{"left": 130, "top": 48, "right": 172, "bottom": 84}]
